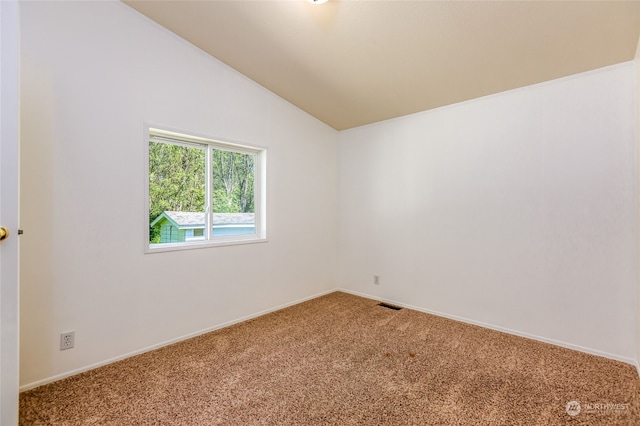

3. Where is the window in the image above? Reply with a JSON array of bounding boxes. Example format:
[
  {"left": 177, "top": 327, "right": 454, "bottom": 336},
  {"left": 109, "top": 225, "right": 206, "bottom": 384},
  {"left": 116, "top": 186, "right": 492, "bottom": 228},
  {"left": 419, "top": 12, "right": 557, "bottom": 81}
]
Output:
[{"left": 146, "top": 127, "right": 266, "bottom": 251}]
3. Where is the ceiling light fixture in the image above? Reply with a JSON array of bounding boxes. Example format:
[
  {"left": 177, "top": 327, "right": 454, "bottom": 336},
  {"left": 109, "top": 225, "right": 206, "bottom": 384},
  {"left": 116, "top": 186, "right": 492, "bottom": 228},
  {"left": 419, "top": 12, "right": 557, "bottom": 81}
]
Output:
[{"left": 307, "top": 0, "right": 328, "bottom": 4}]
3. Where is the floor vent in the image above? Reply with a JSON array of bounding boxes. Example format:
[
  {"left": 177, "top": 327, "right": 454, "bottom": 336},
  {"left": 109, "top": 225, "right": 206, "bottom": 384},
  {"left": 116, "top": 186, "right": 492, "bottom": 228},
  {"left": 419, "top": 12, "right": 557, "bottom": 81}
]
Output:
[{"left": 378, "top": 302, "right": 402, "bottom": 311}]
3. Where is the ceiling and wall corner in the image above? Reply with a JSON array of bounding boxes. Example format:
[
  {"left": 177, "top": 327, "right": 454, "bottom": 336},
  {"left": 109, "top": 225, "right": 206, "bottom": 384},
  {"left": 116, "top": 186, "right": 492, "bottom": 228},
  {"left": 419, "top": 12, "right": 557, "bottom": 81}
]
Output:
[{"left": 123, "top": 0, "right": 640, "bottom": 131}]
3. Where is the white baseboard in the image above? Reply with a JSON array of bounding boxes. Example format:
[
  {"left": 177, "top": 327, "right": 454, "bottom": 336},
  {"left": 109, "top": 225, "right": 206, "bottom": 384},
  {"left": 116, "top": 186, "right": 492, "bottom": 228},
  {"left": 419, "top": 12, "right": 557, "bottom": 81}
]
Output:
[
  {"left": 19, "top": 288, "right": 337, "bottom": 392},
  {"left": 339, "top": 288, "right": 638, "bottom": 368},
  {"left": 21, "top": 287, "right": 638, "bottom": 391}
]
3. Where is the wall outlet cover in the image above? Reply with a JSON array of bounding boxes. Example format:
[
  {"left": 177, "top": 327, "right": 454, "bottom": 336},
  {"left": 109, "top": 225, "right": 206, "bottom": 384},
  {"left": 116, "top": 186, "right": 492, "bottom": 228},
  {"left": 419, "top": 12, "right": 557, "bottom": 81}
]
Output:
[{"left": 60, "top": 331, "right": 75, "bottom": 350}]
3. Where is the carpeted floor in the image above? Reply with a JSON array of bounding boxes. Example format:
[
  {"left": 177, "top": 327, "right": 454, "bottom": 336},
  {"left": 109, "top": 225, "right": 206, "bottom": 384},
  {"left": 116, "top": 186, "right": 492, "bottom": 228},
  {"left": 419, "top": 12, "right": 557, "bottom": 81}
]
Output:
[{"left": 20, "top": 292, "right": 640, "bottom": 425}]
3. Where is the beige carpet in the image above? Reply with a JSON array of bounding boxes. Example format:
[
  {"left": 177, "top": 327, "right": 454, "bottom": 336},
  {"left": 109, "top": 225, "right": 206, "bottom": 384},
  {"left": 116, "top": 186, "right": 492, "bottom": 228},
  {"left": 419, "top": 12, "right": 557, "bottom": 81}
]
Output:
[{"left": 20, "top": 292, "right": 640, "bottom": 425}]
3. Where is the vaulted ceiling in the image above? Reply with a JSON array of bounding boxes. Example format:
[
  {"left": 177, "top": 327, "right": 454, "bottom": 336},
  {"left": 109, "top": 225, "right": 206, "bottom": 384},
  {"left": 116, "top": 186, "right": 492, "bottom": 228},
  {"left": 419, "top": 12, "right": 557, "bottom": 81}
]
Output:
[{"left": 124, "top": 0, "right": 640, "bottom": 130}]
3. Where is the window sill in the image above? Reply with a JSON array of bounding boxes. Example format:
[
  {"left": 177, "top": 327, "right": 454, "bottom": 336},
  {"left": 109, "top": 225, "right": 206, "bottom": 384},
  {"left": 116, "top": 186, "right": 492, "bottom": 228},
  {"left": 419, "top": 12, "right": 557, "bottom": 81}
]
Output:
[{"left": 145, "top": 236, "right": 268, "bottom": 254}]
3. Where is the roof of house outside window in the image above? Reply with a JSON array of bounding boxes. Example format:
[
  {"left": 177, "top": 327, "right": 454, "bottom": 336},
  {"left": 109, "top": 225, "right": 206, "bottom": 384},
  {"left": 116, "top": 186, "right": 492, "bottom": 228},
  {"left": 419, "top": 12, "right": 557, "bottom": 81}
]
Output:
[{"left": 150, "top": 211, "right": 255, "bottom": 229}]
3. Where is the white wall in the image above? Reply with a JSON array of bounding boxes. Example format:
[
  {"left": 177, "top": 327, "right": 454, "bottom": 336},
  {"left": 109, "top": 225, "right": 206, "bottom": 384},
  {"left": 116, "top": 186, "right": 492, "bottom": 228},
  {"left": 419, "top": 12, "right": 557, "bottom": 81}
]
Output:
[
  {"left": 19, "top": 0, "right": 639, "bottom": 391},
  {"left": 338, "top": 63, "right": 638, "bottom": 363},
  {"left": 19, "top": 1, "right": 338, "bottom": 388}
]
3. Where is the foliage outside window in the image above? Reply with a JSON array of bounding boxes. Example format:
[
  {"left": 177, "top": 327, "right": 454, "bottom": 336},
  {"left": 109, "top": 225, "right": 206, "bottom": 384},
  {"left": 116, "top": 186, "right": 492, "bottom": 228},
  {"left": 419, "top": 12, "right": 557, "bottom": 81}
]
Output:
[{"left": 146, "top": 128, "right": 266, "bottom": 251}]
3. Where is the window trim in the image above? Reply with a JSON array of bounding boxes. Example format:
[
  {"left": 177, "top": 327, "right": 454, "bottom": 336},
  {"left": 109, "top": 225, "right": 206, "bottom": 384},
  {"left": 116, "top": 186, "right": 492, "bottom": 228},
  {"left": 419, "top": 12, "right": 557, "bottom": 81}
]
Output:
[{"left": 144, "top": 125, "right": 267, "bottom": 253}]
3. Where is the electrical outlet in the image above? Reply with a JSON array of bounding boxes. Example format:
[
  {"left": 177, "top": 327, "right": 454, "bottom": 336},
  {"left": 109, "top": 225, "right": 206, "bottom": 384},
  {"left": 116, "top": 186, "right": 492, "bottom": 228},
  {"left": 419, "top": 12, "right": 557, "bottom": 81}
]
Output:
[
  {"left": 60, "top": 331, "right": 75, "bottom": 350},
  {"left": 373, "top": 275, "right": 380, "bottom": 285}
]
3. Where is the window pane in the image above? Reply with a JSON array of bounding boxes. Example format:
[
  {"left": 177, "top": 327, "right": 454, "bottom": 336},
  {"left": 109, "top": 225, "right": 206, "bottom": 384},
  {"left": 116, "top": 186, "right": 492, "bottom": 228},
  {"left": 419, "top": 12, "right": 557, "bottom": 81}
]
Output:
[
  {"left": 149, "top": 141, "right": 206, "bottom": 244},
  {"left": 211, "top": 149, "right": 255, "bottom": 236},
  {"left": 146, "top": 127, "right": 265, "bottom": 252}
]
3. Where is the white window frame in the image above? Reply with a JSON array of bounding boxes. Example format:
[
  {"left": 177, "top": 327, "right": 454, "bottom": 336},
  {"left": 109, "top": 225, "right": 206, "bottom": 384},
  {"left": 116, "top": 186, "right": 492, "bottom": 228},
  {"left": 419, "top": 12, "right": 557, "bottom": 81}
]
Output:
[{"left": 145, "top": 126, "right": 267, "bottom": 253}]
